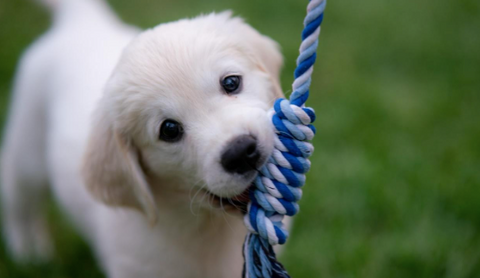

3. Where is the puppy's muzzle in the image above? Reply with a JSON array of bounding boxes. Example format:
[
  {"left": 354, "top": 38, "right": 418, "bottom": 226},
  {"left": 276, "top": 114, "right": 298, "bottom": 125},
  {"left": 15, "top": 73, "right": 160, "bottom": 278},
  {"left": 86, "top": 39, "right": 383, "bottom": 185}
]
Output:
[{"left": 221, "top": 135, "right": 261, "bottom": 174}]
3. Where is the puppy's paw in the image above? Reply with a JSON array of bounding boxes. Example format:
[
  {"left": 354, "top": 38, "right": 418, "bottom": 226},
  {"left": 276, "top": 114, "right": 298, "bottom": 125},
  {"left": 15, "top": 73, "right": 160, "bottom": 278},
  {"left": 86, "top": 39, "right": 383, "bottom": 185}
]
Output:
[{"left": 3, "top": 216, "right": 54, "bottom": 264}]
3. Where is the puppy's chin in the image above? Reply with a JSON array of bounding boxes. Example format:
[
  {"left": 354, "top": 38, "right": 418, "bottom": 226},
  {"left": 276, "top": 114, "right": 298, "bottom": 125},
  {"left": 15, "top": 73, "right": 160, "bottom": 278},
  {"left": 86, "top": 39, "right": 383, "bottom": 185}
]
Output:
[{"left": 206, "top": 171, "right": 257, "bottom": 199}]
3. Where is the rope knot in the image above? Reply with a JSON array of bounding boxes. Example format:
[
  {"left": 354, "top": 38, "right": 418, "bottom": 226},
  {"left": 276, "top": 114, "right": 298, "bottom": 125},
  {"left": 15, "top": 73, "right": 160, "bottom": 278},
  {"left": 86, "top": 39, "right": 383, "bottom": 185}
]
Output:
[
  {"left": 244, "top": 99, "right": 316, "bottom": 245},
  {"left": 243, "top": 1, "right": 326, "bottom": 277}
]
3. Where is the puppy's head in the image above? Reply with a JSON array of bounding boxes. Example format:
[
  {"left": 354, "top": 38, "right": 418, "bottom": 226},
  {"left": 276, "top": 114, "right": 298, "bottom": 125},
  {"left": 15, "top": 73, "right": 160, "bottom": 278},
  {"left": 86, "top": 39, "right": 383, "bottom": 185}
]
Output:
[{"left": 82, "top": 12, "right": 283, "bottom": 221}]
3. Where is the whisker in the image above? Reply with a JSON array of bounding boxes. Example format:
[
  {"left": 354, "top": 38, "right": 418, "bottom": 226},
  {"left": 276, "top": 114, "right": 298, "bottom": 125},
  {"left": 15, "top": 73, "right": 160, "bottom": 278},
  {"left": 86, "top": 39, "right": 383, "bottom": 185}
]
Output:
[
  {"left": 190, "top": 183, "right": 207, "bottom": 216},
  {"left": 220, "top": 198, "right": 238, "bottom": 233}
]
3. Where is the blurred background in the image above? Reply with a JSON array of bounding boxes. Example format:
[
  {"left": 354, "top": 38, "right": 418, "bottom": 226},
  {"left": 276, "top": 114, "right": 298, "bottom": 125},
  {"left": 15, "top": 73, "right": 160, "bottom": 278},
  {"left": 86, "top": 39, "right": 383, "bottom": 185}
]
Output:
[{"left": 0, "top": 0, "right": 479, "bottom": 277}]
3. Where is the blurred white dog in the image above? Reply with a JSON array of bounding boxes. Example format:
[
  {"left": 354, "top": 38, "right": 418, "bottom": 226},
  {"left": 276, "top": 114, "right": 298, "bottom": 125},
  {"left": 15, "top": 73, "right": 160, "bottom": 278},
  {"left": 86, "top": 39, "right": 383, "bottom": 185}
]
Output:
[{"left": 1, "top": 0, "right": 284, "bottom": 277}]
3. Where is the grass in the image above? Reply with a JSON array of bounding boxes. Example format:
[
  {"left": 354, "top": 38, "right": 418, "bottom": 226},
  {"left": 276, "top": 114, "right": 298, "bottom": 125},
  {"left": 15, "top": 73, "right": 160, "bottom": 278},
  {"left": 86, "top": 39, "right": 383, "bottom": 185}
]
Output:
[{"left": 1, "top": 0, "right": 479, "bottom": 277}]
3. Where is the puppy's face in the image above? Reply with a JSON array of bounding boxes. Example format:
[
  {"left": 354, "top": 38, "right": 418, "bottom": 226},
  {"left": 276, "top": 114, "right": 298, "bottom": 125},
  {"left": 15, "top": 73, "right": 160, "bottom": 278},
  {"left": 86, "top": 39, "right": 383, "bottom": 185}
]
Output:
[{"left": 83, "top": 13, "right": 283, "bottom": 220}]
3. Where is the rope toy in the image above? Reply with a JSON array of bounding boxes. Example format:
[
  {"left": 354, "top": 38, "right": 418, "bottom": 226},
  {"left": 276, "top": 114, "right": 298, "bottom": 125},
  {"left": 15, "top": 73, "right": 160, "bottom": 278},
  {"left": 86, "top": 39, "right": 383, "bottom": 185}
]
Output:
[{"left": 242, "top": 0, "right": 326, "bottom": 277}]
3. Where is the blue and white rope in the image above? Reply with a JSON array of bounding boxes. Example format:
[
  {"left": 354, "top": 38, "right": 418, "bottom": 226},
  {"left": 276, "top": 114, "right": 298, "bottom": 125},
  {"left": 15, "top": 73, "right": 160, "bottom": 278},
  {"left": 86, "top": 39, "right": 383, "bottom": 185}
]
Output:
[{"left": 242, "top": 0, "right": 326, "bottom": 277}]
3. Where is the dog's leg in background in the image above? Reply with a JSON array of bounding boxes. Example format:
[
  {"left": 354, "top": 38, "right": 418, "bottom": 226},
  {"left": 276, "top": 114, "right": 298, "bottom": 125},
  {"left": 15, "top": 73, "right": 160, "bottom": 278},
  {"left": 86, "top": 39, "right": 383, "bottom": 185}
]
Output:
[{"left": 1, "top": 43, "right": 53, "bottom": 263}]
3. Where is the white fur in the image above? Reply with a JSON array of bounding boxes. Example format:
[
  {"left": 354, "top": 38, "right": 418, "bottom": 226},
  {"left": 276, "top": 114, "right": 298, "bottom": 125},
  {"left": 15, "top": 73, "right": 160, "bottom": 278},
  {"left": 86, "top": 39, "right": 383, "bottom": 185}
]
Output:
[{"left": 1, "top": 0, "right": 286, "bottom": 277}]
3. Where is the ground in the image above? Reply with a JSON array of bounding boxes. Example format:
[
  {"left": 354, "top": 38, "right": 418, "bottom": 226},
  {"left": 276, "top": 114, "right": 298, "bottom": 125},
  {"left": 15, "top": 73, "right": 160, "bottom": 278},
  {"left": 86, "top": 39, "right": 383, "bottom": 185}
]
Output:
[{"left": 0, "top": 0, "right": 479, "bottom": 277}]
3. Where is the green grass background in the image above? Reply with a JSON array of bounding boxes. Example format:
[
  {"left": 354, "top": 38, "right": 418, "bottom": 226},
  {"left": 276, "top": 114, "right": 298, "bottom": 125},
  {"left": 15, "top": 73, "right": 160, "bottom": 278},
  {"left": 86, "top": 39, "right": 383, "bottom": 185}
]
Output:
[{"left": 1, "top": 0, "right": 479, "bottom": 277}]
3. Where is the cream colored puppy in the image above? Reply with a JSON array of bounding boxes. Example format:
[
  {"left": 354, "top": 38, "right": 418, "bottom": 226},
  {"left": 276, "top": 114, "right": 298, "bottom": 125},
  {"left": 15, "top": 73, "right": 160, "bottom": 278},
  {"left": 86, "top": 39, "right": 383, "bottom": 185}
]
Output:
[{"left": 1, "top": 0, "right": 283, "bottom": 277}]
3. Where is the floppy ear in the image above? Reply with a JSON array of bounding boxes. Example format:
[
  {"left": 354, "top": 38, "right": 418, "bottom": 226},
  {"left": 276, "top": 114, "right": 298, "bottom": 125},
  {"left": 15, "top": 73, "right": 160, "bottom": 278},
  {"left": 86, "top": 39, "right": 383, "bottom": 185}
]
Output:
[
  {"left": 254, "top": 36, "right": 284, "bottom": 98},
  {"left": 238, "top": 22, "right": 284, "bottom": 98},
  {"left": 82, "top": 107, "right": 157, "bottom": 224},
  {"left": 250, "top": 35, "right": 283, "bottom": 88}
]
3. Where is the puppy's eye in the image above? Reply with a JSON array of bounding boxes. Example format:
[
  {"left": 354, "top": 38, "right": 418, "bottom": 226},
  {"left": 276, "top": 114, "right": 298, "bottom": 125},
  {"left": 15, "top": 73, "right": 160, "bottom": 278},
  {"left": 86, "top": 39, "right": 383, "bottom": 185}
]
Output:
[
  {"left": 159, "top": 119, "right": 184, "bottom": 142},
  {"left": 221, "top": 75, "right": 241, "bottom": 94}
]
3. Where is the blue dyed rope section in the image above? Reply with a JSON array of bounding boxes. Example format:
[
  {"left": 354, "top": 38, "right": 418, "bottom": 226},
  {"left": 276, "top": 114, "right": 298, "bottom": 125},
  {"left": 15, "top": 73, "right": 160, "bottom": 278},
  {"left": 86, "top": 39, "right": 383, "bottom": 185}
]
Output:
[{"left": 243, "top": 0, "right": 326, "bottom": 277}]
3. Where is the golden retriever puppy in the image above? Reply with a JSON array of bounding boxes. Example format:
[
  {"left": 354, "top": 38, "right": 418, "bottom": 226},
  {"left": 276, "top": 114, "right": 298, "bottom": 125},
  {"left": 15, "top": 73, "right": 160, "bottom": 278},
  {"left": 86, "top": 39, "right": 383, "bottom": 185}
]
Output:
[{"left": 1, "top": 0, "right": 283, "bottom": 277}]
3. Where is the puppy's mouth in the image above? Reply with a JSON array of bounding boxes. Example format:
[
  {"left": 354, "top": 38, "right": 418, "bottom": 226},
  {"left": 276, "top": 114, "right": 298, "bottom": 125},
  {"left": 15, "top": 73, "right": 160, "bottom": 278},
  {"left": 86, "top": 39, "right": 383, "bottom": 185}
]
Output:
[{"left": 207, "top": 185, "right": 252, "bottom": 214}]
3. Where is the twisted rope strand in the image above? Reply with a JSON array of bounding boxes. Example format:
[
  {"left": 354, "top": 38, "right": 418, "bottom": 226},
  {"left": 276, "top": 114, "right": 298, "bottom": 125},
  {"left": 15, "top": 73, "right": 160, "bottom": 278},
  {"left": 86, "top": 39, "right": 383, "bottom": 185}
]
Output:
[{"left": 243, "top": 1, "right": 326, "bottom": 277}]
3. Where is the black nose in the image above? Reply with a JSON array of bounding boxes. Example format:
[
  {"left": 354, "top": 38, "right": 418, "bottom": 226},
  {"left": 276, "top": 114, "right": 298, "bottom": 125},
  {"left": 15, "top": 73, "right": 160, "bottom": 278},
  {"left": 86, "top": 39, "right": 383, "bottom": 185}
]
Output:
[{"left": 221, "top": 135, "right": 261, "bottom": 174}]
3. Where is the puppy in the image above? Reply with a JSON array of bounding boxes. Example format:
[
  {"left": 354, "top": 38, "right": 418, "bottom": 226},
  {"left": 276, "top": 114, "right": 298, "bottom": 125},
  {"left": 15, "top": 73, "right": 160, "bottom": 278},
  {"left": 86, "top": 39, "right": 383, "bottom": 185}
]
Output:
[{"left": 1, "top": 0, "right": 283, "bottom": 277}]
